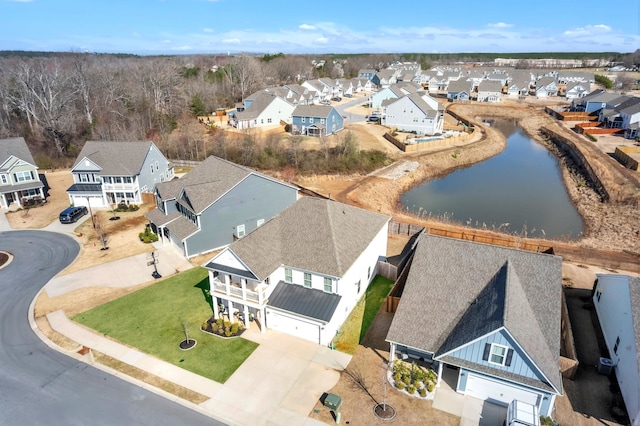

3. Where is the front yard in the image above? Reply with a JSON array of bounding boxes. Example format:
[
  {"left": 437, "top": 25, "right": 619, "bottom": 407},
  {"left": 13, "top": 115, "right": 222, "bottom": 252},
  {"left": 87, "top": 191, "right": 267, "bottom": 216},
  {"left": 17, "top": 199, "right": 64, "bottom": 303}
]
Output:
[{"left": 72, "top": 267, "right": 258, "bottom": 383}]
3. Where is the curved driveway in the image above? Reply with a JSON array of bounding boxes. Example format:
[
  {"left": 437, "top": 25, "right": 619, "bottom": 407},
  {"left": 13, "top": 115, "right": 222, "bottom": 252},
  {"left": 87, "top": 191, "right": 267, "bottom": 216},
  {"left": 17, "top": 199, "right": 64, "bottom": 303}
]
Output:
[{"left": 0, "top": 230, "right": 220, "bottom": 426}]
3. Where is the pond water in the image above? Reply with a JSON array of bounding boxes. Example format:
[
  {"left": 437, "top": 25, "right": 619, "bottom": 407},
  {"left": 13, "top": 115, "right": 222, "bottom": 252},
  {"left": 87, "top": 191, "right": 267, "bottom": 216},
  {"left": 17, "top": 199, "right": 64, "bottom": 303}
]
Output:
[{"left": 400, "top": 118, "right": 584, "bottom": 239}]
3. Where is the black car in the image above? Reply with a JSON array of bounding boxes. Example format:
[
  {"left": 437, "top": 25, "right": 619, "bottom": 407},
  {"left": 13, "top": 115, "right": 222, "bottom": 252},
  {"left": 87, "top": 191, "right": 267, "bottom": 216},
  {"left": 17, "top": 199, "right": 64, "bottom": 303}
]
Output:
[{"left": 59, "top": 206, "right": 88, "bottom": 224}]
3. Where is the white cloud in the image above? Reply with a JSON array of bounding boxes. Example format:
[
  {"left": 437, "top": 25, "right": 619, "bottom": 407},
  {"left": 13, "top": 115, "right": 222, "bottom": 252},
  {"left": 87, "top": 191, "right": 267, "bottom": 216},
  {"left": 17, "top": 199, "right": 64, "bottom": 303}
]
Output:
[
  {"left": 162, "top": 39, "right": 171, "bottom": 44},
  {"left": 314, "top": 37, "right": 329, "bottom": 44},
  {"left": 563, "top": 24, "right": 612, "bottom": 37},
  {"left": 203, "top": 28, "right": 213, "bottom": 33},
  {"left": 488, "top": 22, "right": 513, "bottom": 28},
  {"left": 299, "top": 24, "right": 316, "bottom": 30},
  {"left": 221, "top": 38, "right": 240, "bottom": 44}
]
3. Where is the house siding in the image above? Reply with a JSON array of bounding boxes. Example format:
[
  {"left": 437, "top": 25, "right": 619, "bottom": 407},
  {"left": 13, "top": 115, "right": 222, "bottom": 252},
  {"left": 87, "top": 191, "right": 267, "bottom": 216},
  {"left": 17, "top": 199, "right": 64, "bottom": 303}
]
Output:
[
  {"left": 446, "top": 329, "right": 543, "bottom": 381},
  {"left": 184, "top": 174, "right": 297, "bottom": 257},
  {"left": 138, "top": 144, "right": 173, "bottom": 193},
  {"left": 593, "top": 275, "right": 640, "bottom": 425}
]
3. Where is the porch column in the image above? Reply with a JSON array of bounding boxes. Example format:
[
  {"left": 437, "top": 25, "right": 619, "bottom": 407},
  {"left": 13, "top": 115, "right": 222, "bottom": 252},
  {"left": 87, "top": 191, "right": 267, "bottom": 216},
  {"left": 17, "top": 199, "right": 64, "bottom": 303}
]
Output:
[
  {"left": 228, "top": 300, "right": 234, "bottom": 322},
  {"left": 436, "top": 361, "right": 443, "bottom": 388},
  {"left": 389, "top": 343, "right": 396, "bottom": 362},
  {"left": 224, "top": 274, "right": 230, "bottom": 296},
  {"left": 243, "top": 305, "right": 250, "bottom": 329},
  {"left": 13, "top": 191, "right": 21, "bottom": 208},
  {"left": 240, "top": 278, "right": 247, "bottom": 301},
  {"left": 260, "top": 308, "right": 266, "bottom": 334},
  {"left": 213, "top": 298, "right": 219, "bottom": 318}
]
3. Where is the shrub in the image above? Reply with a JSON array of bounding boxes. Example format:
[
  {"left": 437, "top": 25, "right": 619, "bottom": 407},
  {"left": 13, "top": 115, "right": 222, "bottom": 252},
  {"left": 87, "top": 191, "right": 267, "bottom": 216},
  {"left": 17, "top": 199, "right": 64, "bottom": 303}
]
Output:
[
  {"left": 216, "top": 318, "right": 224, "bottom": 327},
  {"left": 393, "top": 372, "right": 402, "bottom": 382},
  {"left": 201, "top": 321, "right": 208, "bottom": 330},
  {"left": 427, "top": 382, "right": 435, "bottom": 392},
  {"left": 407, "top": 385, "right": 416, "bottom": 394},
  {"left": 138, "top": 226, "right": 159, "bottom": 243},
  {"left": 211, "top": 323, "right": 219, "bottom": 332},
  {"left": 402, "top": 375, "right": 411, "bottom": 385},
  {"left": 395, "top": 381, "right": 406, "bottom": 390},
  {"left": 585, "top": 133, "right": 597, "bottom": 142},
  {"left": 225, "top": 329, "right": 232, "bottom": 337},
  {"left": 231, "top": 323, "right": 239, "bottom": 334},
  {"left": 418, "top": 388, "right": 427, "bottom": 397}
]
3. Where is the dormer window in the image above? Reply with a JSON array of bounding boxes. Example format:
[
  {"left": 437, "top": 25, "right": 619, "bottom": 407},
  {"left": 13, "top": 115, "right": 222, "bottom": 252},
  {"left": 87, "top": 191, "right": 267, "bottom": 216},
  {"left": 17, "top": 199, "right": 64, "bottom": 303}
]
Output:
[{"left": 483, "top": 343, "right": 514, "bottom": 366}]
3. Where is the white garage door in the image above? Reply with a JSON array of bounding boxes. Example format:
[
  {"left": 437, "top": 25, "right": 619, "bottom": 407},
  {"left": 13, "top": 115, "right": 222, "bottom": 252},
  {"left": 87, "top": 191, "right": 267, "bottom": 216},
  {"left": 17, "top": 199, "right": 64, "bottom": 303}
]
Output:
[
  {"left": 465, "top": 373, "right": 541, "bottom": 407},
  {"left": 266, "top": 311, "right": 320, "bottom": 344},
  {"left": 72, "top": 195, "right": 104, "bottom": 208}
]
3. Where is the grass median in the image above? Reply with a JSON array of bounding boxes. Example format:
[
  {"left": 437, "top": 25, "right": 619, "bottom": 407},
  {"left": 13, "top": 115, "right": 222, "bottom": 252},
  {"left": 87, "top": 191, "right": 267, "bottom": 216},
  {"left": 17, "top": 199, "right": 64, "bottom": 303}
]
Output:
[{"left": 72, "top": 267, "right": 258, "bottom": 383}]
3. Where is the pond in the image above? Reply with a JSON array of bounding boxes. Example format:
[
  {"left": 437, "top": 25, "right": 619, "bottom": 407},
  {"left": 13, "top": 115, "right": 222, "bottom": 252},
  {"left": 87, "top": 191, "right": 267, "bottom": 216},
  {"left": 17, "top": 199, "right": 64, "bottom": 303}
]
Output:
[{"left": 400, "top": 118, "right": 584, "bottom": 239}]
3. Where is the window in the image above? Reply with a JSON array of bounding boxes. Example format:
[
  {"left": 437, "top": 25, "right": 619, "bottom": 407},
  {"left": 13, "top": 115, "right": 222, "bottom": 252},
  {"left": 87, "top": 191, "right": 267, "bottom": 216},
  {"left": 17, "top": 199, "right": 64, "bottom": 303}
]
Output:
[
  {"left": 356, "top": 280, "right": 361, "bottom": 293},
  {"left": 301, "top": 117, "right": 306, "bottom": 123},
  {"left": 79, "top": 174, "right": 89, "bottom": 183},
  {"left": 367, "top": 266, "right": 371, "bottom": 279},
  {"left": 596, "top": 290, "right": 602, "bottom": 302},
  {"left": 150, "top": 164, "right": 154, "bottom": 173},
  {"left": 324, "top": 277, "right": 332, "bottom": 293},
  {"left": 114, "top": 177, "right": 122, "bottom": 184},
  {"left": 155, "top": 161, "right": 159, "bottom": 171},
  {"left": 124, "top": 177, "right": 132, "bottom": 184},
  {"left": 267, "top": 118, "right": 272, "bottom": 124},
  {"left": 285, "top": 268, "right": 292, "bottom": 283},
  {"left": 14, "top": 171, "right": 33, "bottom": 182},
  {"left": 483, "top": 343, "right": 513, "bottom": 366},
  {"left": 236, "top": 224, "right": 245, "bottom": 238},
  {"left": 257, "top": 219, "right": 265, "bottom": 227},
  {"left": 1, "top": 174, "right": 7, "bottom": 184},
  {"left": 304, "top": 272, "right": 312, "bottom": 288},
  {"left": 614, "top": 336, "right": 620, "bottom": 355}
]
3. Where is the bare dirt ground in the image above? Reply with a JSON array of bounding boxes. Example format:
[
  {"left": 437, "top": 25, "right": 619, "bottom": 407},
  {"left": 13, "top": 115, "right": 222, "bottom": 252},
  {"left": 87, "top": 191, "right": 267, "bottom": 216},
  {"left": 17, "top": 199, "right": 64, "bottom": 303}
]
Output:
[{"left": 6, "top": 170, "right": 75, "bottom": 229}]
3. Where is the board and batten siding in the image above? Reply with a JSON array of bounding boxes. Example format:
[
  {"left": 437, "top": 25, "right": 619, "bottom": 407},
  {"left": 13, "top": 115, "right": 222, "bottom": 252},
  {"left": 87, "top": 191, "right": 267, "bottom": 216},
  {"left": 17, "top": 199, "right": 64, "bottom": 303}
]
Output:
[
  {"left": 446, "top": 328, "right": 545, "bottom": 382},
  {"left": 184, "top": 174, "right": 297, "bottom": 257}
]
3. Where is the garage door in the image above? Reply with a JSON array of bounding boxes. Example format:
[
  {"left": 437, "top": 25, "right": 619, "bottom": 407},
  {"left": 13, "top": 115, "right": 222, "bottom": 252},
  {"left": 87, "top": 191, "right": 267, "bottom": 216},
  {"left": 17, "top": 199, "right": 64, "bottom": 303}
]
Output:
[
  {"left": 465, "top": 372, "right": 541, "bottom": 407},
  {"left": 72, "top": 195, "right": 104, "bottom": 208},
  {"left": 266, "top": 311, "right": 320, "bottom": 344}
]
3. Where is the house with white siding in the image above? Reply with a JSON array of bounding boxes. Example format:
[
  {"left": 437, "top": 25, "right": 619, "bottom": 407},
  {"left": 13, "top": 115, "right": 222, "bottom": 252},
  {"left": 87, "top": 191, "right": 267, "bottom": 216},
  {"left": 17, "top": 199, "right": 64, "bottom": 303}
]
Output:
[
  {"left": 203, "top": 197, "right": 390, "bottom": 345},
  {"left": 593, "top": 274, "right": 640, "bottom": 426},
  {"left": 383, "top": 93, "right": 444, "bottom": 135},
  {"left": 230, "top": 91, "right": 295, "bottom": 129},
  {"left": 477, "top": 80, "right": 503, "bottom": 102}
]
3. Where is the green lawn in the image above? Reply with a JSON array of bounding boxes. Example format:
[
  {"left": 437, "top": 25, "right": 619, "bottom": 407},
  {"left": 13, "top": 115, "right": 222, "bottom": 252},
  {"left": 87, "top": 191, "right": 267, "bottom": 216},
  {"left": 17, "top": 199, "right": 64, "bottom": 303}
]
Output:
[
  {"left": 333, "top": 275, "right": 395, "bottom": 354},
  {"left": 72, "top": 267, "right": 258, "bottom": 383}
]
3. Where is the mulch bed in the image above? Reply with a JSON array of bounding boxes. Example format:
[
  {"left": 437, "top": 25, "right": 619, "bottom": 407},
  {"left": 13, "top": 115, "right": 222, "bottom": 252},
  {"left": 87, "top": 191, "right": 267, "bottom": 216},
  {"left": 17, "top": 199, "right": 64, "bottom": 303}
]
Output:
[{"left": 179, "top": 339, "right": 196, "bottom": 350}]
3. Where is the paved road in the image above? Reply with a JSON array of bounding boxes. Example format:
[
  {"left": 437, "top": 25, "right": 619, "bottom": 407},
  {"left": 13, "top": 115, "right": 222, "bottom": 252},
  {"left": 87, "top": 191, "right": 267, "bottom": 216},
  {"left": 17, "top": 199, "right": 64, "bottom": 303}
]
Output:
[{"left": 0, "top": 230, "right": 221, "bottom": 426}]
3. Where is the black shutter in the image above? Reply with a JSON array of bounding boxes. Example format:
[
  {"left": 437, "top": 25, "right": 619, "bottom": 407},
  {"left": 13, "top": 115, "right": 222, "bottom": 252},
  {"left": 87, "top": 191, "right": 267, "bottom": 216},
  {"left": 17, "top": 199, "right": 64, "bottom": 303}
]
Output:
[
  {"left": 505, "top": 349, "right": 514, "bottom": 366},
  {"left": 30, "top": 171, "right": 34, "bottom": 180},
  {"left": 482, "top": 343, "right": 491, "bottom": 361}
]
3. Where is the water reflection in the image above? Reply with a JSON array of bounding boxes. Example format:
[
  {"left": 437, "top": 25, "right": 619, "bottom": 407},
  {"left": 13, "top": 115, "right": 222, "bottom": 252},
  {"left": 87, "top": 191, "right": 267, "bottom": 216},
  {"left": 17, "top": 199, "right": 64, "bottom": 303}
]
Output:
[{"left": 400, "top": 118, "right": 584, "bottom": 239}]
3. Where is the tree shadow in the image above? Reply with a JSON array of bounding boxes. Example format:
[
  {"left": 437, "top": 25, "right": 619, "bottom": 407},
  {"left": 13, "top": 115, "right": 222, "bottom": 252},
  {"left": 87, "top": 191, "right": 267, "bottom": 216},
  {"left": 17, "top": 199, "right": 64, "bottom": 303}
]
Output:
[{"left": 194, "top": 278, "right": 214, "bottom": 315}]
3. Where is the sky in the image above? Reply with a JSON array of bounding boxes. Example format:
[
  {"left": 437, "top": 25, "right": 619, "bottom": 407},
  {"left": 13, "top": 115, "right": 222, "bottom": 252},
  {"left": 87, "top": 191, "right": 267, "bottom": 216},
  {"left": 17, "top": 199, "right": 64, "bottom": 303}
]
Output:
[{"left": 1, "top": 0, "right": 638, "bottom": 55}]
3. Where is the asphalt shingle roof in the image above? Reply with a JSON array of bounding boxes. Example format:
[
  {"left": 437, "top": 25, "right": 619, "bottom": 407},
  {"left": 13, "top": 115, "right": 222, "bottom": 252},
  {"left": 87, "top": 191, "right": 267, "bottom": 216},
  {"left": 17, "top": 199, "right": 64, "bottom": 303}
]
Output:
[
  {"left": 225, "top": 197, "right": 390, "bottom": 281},
  {"left": 72, "top": 141, "right": 157, "bottom": 176},
  {"left": 0, "top": 137, "right": 36, "bottom": 168},
  {"left": 386, "top": 233, "right": 563, "bottom": 394}
]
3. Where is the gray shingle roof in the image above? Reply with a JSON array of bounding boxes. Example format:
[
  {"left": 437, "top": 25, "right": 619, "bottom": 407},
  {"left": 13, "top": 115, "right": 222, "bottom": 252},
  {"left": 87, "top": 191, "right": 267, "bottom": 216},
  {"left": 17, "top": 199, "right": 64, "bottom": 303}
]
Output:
[
  {"left": 292, "top": 105, "right": 334, "bottom": 118},
  {"left": 72, "top": 141, "right": 155, "bottom": 176},
  {"left": 386, "top": 233, "right": 562, "bottom": 394},
  {"left": 236, "top": 91, "right": 290, "bottom": 121},
  {"left": 165, "top": 215, "right": 198, "bottom": 240},
  {"left": 478, "top": 80, "right": 503, "bottom": 92},
  {"left": 629, "top": 277, "right": 640, "bottom": 379},
  {"left": 145, "top": 208, "right": 181, "bottom": 227},
  {"left": 226, "top": 197, "right": 390, "bottom": 280},
  {"left": 0, "top": 137, "right": 36, "bottom": 168},
  {"left": 268, "top": 281, "right": 342, "bottom": 323},
  {"left": 155, "top": 156, "right": 253, "bottom": 212}
]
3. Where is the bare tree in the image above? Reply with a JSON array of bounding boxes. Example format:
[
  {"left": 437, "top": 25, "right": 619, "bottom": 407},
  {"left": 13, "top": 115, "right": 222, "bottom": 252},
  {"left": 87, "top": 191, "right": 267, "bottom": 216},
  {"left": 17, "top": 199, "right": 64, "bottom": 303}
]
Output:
[{"left": 224, "top": 54, "right": 265, "bottom": 101}]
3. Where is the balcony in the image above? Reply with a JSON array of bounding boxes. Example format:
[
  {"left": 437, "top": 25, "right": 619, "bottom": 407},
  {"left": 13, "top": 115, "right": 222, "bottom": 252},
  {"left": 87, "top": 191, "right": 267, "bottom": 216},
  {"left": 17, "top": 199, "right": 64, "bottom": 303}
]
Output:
[{"left": 211, "top": 278, "right": 269, "bottom": 304}]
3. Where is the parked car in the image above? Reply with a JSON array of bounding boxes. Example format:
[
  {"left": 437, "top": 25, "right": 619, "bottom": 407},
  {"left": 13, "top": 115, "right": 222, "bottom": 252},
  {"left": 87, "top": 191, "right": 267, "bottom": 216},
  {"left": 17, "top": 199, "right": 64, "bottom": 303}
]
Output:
[
  {"left": 368, "top": 114, "right": 381, "bottom": 122},
  {"left": 319, "top": 100, "right": 331, "bottom": 105},
  {"left": 59, "top": 206, "right": 88, "bottom": 224},
  {"left": 331, "top": 97, "right": 342, "bottom": 102}
]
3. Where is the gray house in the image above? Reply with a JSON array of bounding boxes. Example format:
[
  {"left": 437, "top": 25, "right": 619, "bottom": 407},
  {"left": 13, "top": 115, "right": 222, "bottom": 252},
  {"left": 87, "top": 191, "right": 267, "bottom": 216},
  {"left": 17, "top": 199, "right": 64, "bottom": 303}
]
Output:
[
  {"left": 67, "top": 141, "right": 173, "bottom": 208},
  {"left": 386, "top": 234, "right": 563, "bottom": 417},
  {"left": 146, "top": 156, "right": 298, "bottom": 258},
  {"left": 0, "top": 137, "right": 45, "bottom": 209}
]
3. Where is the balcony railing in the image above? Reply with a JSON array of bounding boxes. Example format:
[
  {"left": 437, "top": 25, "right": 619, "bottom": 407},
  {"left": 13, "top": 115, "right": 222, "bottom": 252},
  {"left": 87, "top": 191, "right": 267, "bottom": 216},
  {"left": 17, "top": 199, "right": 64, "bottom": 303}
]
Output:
[{"left": 212, "top": 279, "right": 263, "bottom": 303}]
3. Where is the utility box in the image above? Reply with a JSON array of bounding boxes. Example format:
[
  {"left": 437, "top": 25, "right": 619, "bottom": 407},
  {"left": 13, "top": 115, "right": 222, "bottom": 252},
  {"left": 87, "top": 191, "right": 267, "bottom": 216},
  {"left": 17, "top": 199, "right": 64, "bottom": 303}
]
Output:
[
  {"left": 597, "top": 357, "right": 614, "bottom": 375},
  {"left": 323, "top": 393, "right": 343, "bottom": 411}
]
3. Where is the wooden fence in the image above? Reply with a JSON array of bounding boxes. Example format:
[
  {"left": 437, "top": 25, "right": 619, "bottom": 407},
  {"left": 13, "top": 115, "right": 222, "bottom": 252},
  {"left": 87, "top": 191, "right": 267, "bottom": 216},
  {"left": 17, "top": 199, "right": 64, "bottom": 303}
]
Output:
[
  {"left": 426, "top": 226, "right": 554, "bottom": 254},
  {"left": 560, "top": 290, "right": 579, "bottom": 379},
  {"left": 388, "top": 220, "right": 425, "bottom": 237}
]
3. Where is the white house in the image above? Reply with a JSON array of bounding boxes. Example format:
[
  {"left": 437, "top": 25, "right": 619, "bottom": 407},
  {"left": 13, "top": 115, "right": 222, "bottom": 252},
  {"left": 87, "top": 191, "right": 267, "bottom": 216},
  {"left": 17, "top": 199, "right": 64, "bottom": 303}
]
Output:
[
  {"left": 0, "top": 137, "right": 45, "bottom": 209},
  {"left": 383, "top": 93, "right": 444, "bottom": 135},
  {"left": 593, "top": 274, "right": 640, "bottom": 426},
  {"left": 477, "top": 80, "right": 503, "bottom": 102},
  {"left": 203, "top": 197, "right": 390, "bottom": 346},
  {"left": 231, "top": 91, "right": 295, "bottom": 129}
]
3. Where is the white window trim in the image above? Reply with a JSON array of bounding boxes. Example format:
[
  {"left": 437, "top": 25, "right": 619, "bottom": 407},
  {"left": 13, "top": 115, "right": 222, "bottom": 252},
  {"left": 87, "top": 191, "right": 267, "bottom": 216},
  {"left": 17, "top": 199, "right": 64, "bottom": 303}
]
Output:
[
  {"left": 303, "top": 272, "right": 312, "bottom": 288},
  {"left": 488, "top": 343, "right": 508, "bottom": 366},
  {"left": 236, "top": 224, "right": 246, "bottom": 238},
  {"left": 284, "top": 268, "right": 293, "bottom": 283},
  {"left": 257, "top": 219, "right": 265, "bottom": 227}
]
